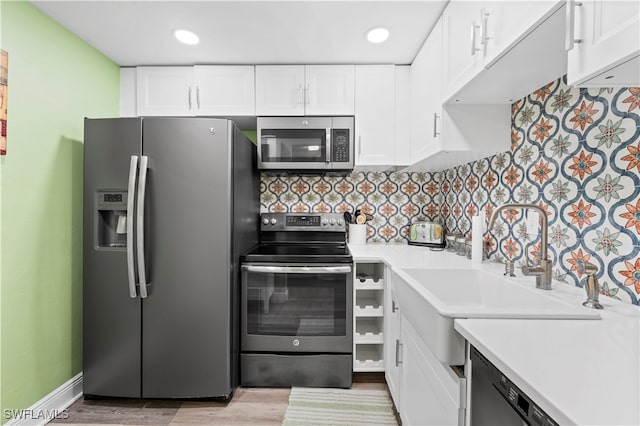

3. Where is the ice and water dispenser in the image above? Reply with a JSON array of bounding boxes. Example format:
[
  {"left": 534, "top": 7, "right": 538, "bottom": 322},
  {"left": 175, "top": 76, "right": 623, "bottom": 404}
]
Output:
[{"left": 95, "top": 191, "right": 128, "bottom": 249}]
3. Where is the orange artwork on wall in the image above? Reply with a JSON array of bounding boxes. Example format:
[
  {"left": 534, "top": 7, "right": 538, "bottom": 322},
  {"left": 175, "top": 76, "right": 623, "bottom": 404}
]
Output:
[{"left": 1, "top": 49, "right": 7, "bottom": 155}]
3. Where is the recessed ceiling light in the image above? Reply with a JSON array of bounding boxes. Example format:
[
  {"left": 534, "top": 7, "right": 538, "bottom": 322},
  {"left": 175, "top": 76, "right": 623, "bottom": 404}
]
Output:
[
  {"left": 366, "top": 27, "right": 389, "bottom": 44},
  {"left": 174, "top": 29, "right": 199, "bottom": 45}
]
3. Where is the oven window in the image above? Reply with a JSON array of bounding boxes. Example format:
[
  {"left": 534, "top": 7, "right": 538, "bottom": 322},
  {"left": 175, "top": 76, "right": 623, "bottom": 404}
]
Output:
[
  {"left": 245, "top": 271, "right": 347, "bottom": 336},
  {"left": 260, "top": 129, "right": 326, "bottom": 163}
]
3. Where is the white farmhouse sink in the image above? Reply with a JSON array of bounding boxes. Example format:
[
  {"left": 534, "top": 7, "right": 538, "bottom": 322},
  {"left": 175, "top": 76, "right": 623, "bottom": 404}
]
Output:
[{"left": 394, "top": 267, "right": 600, "bottom": 365}]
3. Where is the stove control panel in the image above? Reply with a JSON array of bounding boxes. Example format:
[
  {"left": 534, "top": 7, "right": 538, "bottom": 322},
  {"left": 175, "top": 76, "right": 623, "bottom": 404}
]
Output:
[{"left": 260, "top": 213, "right": 345, "bottom": 231}]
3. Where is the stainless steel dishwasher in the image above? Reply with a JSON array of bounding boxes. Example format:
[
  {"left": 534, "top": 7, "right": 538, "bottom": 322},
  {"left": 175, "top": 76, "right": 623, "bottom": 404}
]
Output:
[{"left": 470, "top": 346, "right": 559, "bottom": 426}]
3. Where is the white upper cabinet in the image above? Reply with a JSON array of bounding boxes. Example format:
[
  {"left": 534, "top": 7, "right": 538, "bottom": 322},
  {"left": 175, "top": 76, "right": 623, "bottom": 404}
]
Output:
[
  {"left": 442, "top": 1, "right": 484, "bottom": 102},
  {"left": 410, "top": 17, "right": 509, "bottom": 171},
  {"left": 394, "top": 66, "right": 412, "bottom": 166},
  {"left": 411, "top": 19, "right": 443, "bottom": 162},
  {"left": 255, "top": 65, "right": 305, "bottom": 115},
  {"left": 193, "top": 65, "right": 255, "bottom": 115},
  {"left": 481, "top": 1, "right": 564, "bottom": 66},
  {"left": 136, "top": 67, "right": 194, "bottom": 116},
  {"left": 305, "top": 65, "right": 355, "bottom": 115},
  {"left": 135, "top": 66, "right": 255, "bottom": 116},
  {"left": 354, "top": 65, "right": 395, "bottom": 166},
  {"left": 567, "top": 0, "right": 640, "bottom": 86},
  {"left": 255, "top": 65, "right": 354, "bottom": 116},
  {"left": 442, "top": 0, "right": 565, "bottom": 104}
]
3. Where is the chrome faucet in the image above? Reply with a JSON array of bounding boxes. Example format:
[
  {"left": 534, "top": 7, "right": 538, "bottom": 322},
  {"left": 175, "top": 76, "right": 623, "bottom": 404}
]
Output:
[{"left": 487, "top": 203, "right": 552, "bottom": 290}]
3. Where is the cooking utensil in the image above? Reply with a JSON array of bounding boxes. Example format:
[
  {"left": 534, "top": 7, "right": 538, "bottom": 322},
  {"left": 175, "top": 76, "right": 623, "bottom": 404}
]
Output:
[{"left": 343, "top": 211, "right": 353, "bottom": 224}]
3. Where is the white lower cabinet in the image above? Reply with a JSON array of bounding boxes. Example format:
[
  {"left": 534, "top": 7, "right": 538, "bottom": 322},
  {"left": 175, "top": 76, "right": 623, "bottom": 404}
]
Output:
[
  {"left": 400, "top": 318, "right": 466, "bottom": 426},
  {"left": 385, "top": 268, "right": 467, "bottom": 425},
  {"left": 383, "top": 266, "right": 401, "bottom": 408}
]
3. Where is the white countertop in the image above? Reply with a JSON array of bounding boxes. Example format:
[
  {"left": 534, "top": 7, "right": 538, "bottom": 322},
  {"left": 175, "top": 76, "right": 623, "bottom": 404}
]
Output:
[{"left": 349, "top": 242, "right": 640, "bottom": 426}]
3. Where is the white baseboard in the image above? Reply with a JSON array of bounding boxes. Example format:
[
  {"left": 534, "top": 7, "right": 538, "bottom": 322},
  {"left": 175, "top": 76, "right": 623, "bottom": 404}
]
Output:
[{"left": 4, "top": 373, "right": 83, "bottom": 426}]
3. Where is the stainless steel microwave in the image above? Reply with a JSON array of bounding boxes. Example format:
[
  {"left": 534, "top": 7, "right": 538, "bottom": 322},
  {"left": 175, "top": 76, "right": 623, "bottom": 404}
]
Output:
[{"left": 257, "top": 117, "right": 354, "bottom": 171}]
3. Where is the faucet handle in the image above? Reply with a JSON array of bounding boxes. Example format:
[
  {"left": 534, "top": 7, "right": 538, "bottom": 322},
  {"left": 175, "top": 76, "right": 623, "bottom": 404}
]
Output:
[{"left": 524, "top": 245, "right": 539, "bottom": 267}]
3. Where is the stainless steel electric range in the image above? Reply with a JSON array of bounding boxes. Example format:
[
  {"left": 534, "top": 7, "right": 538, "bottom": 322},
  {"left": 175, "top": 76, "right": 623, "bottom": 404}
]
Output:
[{"left": 240, "top": 212, "right": 353, "bottom": 388}]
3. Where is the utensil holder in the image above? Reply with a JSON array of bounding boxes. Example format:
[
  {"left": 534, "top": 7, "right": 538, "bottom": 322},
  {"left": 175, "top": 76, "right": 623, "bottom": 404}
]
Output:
[{"left": 349, "top": 224, "right": 367, "bottom": 245}]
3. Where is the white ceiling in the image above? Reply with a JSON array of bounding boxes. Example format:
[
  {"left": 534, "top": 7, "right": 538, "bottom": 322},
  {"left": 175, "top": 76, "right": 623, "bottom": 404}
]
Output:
[{"left": 30, "top": 0, "right": 448, "bottom": 67}]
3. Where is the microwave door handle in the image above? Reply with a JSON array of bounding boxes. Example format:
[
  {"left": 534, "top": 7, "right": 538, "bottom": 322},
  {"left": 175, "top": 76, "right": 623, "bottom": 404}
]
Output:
[{"left": 326, "top": 128, "right": 331, "bottom": 163}]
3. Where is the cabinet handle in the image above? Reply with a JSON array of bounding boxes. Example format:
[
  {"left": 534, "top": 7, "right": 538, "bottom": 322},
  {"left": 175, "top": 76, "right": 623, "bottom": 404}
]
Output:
[
  {"left": 392, "top": 300, "right": 399, "bottom": 313},
  {"left": 196, "top": 86, "right": 200, "bottom": 109},
  {"left": 565, "top": 0, "right": 583, "bottom": 51},
  {"left": 395, "top": 339, "right": 403, "bottom": 367},
  {"left": 480, "top": 8, "right": 490, "bottom": 53},
  {"left": 358, "top": 135, "right": 362, "bottom": 156},
  {"left": 297, "top": 84, "right": 303, "bottom": 105},
  {"left": 188, "top": 86, "right": 192, "bottom": 109},
  {"left": 470, "top": 21, "right": 481, "bottom": 56},
  {"left": 433, "top": 113, "right": 441, "bottom": 138},
  {"left": 305, "top": 83, "right": 310, "bottom": 105}
]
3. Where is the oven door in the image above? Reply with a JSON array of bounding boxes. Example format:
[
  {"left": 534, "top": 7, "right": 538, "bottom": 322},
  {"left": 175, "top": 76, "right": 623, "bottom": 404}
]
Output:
[
  {"left": 241, "top": 263, "right": 353, "bottom": 353},
  {"left": 257, "top": 117, "right": 331, "bottom": 170}
]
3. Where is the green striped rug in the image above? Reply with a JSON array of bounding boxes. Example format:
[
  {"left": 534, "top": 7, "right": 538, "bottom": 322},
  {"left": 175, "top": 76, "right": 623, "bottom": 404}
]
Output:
[{"left": 282, "top": 387, "right": 398, "bottom": 425}]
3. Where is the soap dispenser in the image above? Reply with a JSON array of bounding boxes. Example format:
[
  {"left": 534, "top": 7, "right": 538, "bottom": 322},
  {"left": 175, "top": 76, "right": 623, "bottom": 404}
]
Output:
[{"left": 577, "top": 260, "right": 603, "bottom": 310}]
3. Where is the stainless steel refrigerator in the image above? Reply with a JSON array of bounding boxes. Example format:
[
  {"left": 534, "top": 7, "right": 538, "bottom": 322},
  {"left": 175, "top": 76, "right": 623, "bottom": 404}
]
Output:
[{"left": 83, "top": 117, "right": 258, "bottom": 399}]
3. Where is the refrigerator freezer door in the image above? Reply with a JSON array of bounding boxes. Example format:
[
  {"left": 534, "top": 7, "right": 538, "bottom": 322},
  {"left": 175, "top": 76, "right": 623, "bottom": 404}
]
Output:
[
  {"left": 83, "top": 118, "right": 143, "bottom": 397},
  {"left": 141, "top": 118, "right": 233, "bottom": 398}
]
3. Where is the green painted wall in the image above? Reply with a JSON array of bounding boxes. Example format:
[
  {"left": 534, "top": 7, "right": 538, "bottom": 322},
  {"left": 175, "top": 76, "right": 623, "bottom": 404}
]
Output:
[{"left": 0, "top": 1, "right": 119, "bottom": 422}]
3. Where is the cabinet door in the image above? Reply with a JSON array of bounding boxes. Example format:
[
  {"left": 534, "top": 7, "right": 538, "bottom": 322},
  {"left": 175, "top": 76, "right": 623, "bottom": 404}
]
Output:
[
  {"left": 482, "top": 1, "right": 562, "bottom": 66},
  {"left": 136, "top": 67, "right": 193, "bottom": 116},
  {"left": 442, "top": 0, "right": 484, "bottom": 102},
  {"left": 383, "top": 268, "right": 401, "bottom": 410},
  {"left": 411, "top": 19, "right": 443, "bottom": 162},
  {"left": 567, "top": 0, "right": 640, "bottom": 86},
  {"left": 305, "top": 65, "right": 355, "bottom": 115},
  {"left": 255, "top": 65, "right": 305, "bottom": 116},
  {"left": 394, "top": 66, "right": 412, "bottom": 166},
  {"left": 354, "top": 65, "right": 395, "bottom": 166},
  {"left": 194, "top": 65, "right": 255, "bottom": 115},
  {"left": 400, "top": 317, "right": 465, "bottom": 426}
]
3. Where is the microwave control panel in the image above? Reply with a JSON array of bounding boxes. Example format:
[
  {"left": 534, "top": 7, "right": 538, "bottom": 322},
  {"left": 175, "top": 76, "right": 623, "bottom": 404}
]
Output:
[{"left": 331, "top": 129, "right": 350, "bottom": 162}]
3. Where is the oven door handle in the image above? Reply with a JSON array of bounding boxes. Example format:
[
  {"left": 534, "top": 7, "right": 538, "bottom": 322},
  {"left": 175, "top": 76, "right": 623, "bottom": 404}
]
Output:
[{"left": 242, "top": 265, "right": 352, "bottom": 274}]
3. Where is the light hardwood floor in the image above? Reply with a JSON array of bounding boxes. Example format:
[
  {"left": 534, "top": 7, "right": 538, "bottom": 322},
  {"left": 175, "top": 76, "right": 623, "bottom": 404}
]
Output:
[{"left": 51, "top": 377, "right": 391, "bottom": 425}]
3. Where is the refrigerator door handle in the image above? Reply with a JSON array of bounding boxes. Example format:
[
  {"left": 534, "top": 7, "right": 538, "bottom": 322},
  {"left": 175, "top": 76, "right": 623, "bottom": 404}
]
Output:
[
  {"left": 126, "top": 155, "right": 139, "bottom": 298},
  {"left": 136, "top": 155, "right": 149, "bottom": 298}
]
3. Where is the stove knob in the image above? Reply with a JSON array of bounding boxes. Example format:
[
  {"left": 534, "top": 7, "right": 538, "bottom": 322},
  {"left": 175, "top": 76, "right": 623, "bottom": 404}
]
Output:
[
  {"left": 329, "top": 218, "right": 336, "bottom": 226},
  {"left": 337, "top": 219, "right": 344, "bottom": 226},
  {"left": 322, "top": 218, "right": 329, "bottom": 226},
  {"left": 270, "top": 218, "right": 277, "bottom": 225},
  {"left": 262, "top": 218, "right": 269, "bottom": 225}
]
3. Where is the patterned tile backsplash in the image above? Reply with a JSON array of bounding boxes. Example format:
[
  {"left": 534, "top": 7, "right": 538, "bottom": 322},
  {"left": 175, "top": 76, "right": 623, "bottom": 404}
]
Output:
[{"left": 260, "top": 76, "right": 640, "bottom": 306}]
